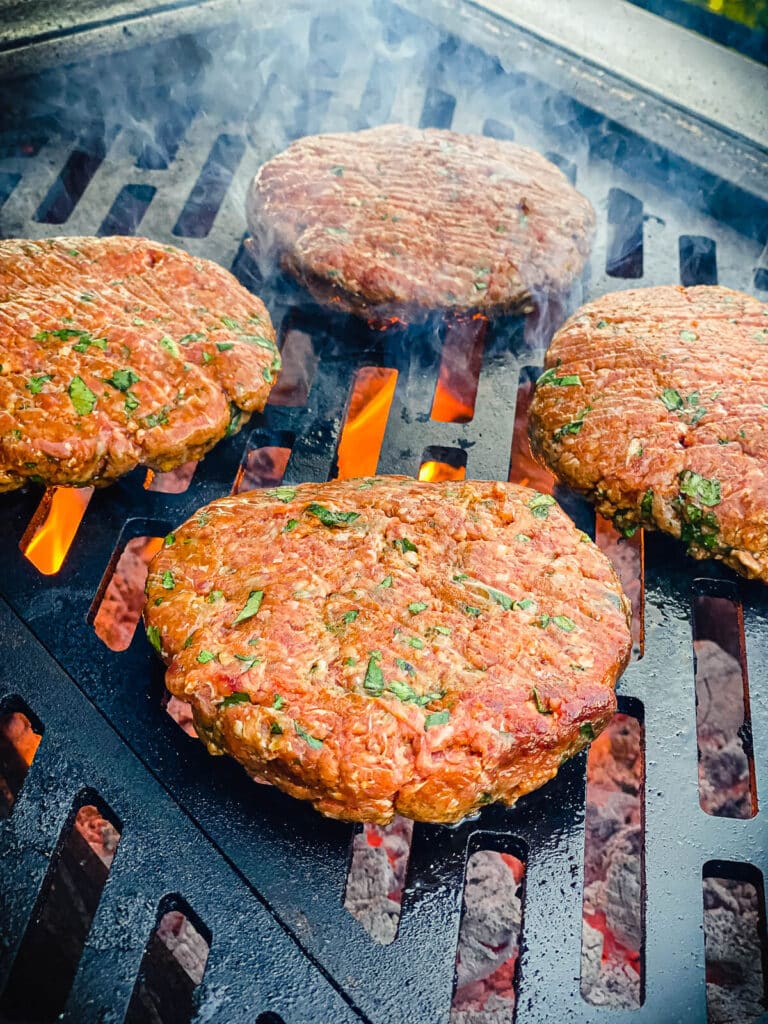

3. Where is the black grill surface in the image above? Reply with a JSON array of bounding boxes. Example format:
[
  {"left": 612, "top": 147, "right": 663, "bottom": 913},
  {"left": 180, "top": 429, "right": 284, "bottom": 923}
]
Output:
[{"left": 0, "top": 3, "right": 767, "bottom": 1022}]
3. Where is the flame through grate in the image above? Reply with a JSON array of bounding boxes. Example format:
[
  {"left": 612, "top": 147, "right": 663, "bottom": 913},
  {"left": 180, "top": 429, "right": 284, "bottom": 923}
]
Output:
[{"left": 0, "top": 2, "right": 766, "bottom": 1022}]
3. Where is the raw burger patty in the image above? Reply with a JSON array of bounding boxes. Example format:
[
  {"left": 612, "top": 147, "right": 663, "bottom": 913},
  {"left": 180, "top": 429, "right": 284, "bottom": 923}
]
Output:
[
  {"left": 144, "top": 477, "right": 631, "bottom": 824},
  {"left": 0, "top": 236, "right": 279, "bottom": 490},
  {"left": 529, "top": 285, "right": 768, "bottom": 582},
  {"left": 246, "top": 125, "right": 595, "bottom": 320}
]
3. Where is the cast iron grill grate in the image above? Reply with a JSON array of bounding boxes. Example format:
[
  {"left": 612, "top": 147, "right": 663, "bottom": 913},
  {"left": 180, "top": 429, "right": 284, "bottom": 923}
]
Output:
[{"left": 0, "top": 3, "right": 767, "bottom": 1022}]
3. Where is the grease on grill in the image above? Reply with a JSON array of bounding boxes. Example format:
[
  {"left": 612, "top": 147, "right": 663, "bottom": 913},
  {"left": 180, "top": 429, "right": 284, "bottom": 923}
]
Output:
[
  {"left": 21, "top": 486, "right": 94, "bottom": 576},
  {"left": 0, "top": 700, "right": 42, "bottom": 818},
  {"left": 581, "top": 706, "right": 645, "bottom": 1009},
  {"left": 124, "top": 898, "right": 210, "bottom": 1024},
  {"left": 693, "top": 587, "right": 756, "bottom": 819},
  {"left": 0, "top": 794, "right": 121, "bottom": 1022}
]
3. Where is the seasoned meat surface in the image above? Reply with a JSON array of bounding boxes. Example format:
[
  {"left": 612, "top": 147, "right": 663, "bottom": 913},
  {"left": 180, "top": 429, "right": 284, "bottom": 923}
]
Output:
[
  {"left": 247, "top": 125, "right": 595, "bottom": 321},
  {"left": 144, "top": 477, "right": 631, "bottom": 824},
  {"left": 0, "top": 236, "right": 279, "bottom": 490},
  {"left": 529, "top": 285, "right": 768, "bottom": 582}
]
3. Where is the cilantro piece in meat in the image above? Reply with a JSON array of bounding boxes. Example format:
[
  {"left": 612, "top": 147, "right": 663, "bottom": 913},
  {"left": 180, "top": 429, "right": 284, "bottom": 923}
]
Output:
[
  {"left": 553, "top": 405, "right": 592, "bottom": 441},
  {"left": 515, "top": 598, "right": 536, "bottom": 610},
  {"left": 206, "top": 590, "right": 224, "bottom": 603},
  {"left": 179, "top": 332, "right": 206, "bottom": 345},
  {"left": 268, "top": 487, "right": 296, "bottom": 502},
  {"left": 379, "top": 576, "right": 393, "bottom": 588},
  {"left": 273, "top": 694, "right": 284, "bottom": 709},
  {"left": 343, "top": 610, "right": 359, "bottom": 624},
  {"left": 407, "top": 636, "right": 424, "bottom": 649},
  {"left": 641, "top": 489, "right": 654, "bottom": 520},
  {"left": 408, "top": 602, "right": 427, "bottom": 615},
  {"left": 531, "top": 687, "right": 552, "bottom": 714},
  {"left": 283, "top": 519, "right": 299, "bottom": 533},
  {"left": 164, "top": 533, "right": 175, "bottom": 546},
  {"left": 105, "top": 368, "right": 140, "bottom": 391},
  {"left": 424, "top": 710, "right": 450, "bottom": 730},
  {"left": 159, "top": 336, "right": 180, "bottom": 357},
  {"left": 295, "top": 722, "right": 324, "bottom": 748},
  {"left": 161, "top": 571, "right": 175, "bottom": 590},
  {"left": 363, "top": 652, "right": 384, "bottom": 695},
  {"left": 124, "top": 392, "right": 140, "bottom": 414},
  {"left": 26, "top": 374, "right": 52, "bottom": 394},
  {"left": 393, "top": 537, "right": 418, "bottom": 553},
  {"left": 220, "top": 316, "right": 241, "bottom": 331},
  {"left": 660, "top": 388, "right": 683, "bottom": 411},
  {"left": 143, "top": 406, "right": 169, "bottom": 428},
  {"left": 232, "top": 590, "right": 264, "bottom": 625},
  {"left": 396, "top": 658, "right": 415, "bottom": 676},
  {"left": 69, "top": 376, "right": 97, "bottom": 414},
  {"left": 330, "top": 165, "right": 344, "bottom": 176},
  {"left": 216, "top": 342, "right": 234, "bottom": 351},
  {"left": 196, "top": 650, "right": 216, "bottom": 664},
  {"left": 536, "top": 367, "right": 583, "bottom": 388},
  {"left": 226, "top": 404, "right": 243, "bottom": 436},
  {"left": 552, "top": 615, "right": 576, "bottom": 632},
  {"left": 463, "top": 605, "right": 481, "bottom": 617},
  {"left": 270, "top": 722, "right": 283, "bottom": 735},
  {"left": 234, "top": 654, "right": 262, "bottom": 670},
  {"left": 680, "top": 329, "right": 698, "bottom": 342},
  {"left": 306, "top": 503, "right": 360, "bottom": 527},
  {"left": 146, "top": 625, "right": 162, "bottom": 653},
  {"left": 220, "top": 691, "right": 250, "bottom": 708},
  {"left": 528, "top": 493, "right": 555, "bottom": 518},
  {"left": 580, "top": 722, "right": 596, "bottom": 741},
  {"left": 679, "top": 470, "right": 721, "bottom": 507}
]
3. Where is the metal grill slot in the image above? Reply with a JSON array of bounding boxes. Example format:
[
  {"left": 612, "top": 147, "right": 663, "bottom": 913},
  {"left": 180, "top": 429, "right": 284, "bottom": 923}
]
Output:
[
  {"left": 0, "top": 793, "right": 122, "bottom": 1022},
  {"left": 135, "top": 103, "right": 197, "bottom": 171},
  {"left": 679, "top": 235, "right": 718, "bottom": 286},
  {"left": 606, "top": 188, "right": 644, "bottom": 279},
  {"left": 692, "top": 585, "right": 756, "bottom": 820},
  {"left": 595, "top": 516, "right": 645, "bottom": 659},
  {"left": 702, "top": 861, "right": 768, "bottom": 1024},
  {"left": 92, "top": 534, "right": 164, "bottom": 652},
  {"left": 172, "top": 133, "right": 246, "bottom": 239},
  {"left": 21, "top": 486, "right": 93, "bottom": 576},
  {"left": 581, "top": 704, "right": 645, "bottom": 1008},
  {"left": 545, "top": 151, "right": 577, "bottom": 184},
  {"left": 418, "top": 445, "right": 467, "bottom": 482},
  {"left": 268, "top": 325, "right": 319, "bottom": 408},
  {"left": 419, "top": 86, "right": 456, "bottom": 130},
  {"left": 255, "top": 1013, "right": 286, "bottom": 1024},
  {"left": 123, "top": 898, "right": 211, "bottom": 1024},
  {"left": 98, "top": 183, "right": 156, "bottom": 237},
  {"left": 452, "top": 842, "right": 527, "bottom": 1021},
  {"left": 232, "top": 431, "right": 294, "bottom": 493},
  {"left": 431, "top": 318, "right": 487, "bottom": 424},
  {"left": 145, "top": 461, "right": 198, "bottom": 494},
  {"left": 483, "top": 118, "right": 516, "bottom": 141},
  {"left": 336, "top": 367, "right": 398, "bottom": 479},
  {"left": 34, "top": 136, "right": 109, "bottom": 224},
  {"left": 344, "top": 818, "right": 414, "bottom": 944},
  {"left": 0, "top": 171, "right": 20, "bottom": 210},
  {"left": 0, "top": 699, "right": 42, "bottom": 819}
]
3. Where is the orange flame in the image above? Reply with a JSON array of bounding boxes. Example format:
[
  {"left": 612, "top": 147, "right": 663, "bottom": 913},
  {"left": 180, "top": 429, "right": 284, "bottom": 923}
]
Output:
[
  {"left": 22, "top": 486, "right": 94, "bottom": 575},
  {"left": 418, "top": 460, "right": 466, "bottom": 483},
  {"left": 336, "top": 367, "right": 398, "bottom": 479}
]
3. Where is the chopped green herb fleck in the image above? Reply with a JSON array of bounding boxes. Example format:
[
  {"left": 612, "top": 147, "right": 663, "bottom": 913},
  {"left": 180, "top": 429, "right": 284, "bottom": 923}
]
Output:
[
  {"left": 424, "top": 710, "right": 450, "bottom": 730},
  {"left": 536, "top": 367, "right": 583, "bottom": 388},
  {"left": 220, "top": 317, "right": 241, "bottom": 331},
  {"left": 516, "top": 534, "right": 531, "bottom": 543},
  {"left": 179, "top": 332, "right": 206, "bottom": 345},
  {"left": 553, "top": 405, "right": 592, "bottom": 441},
  {"left": 283, "top": 519, "right": 299, "bottom": 533},
  {"left": 363, "top": 652, "right": 384, "bottom": 695},
  {"left": 232, "top": 590, "right": 264, "bottom": 625},
  {"left": 552, "top": 615, "right": 576, "bottom": 632},
  {"left": 159, "top": 336, "right": 180, "bottom": 357},
  {"left": 202, "top": 352, "right": 213, "bottom": 364},
  {"left": 531, "top": 687, "right": 552, "bottom": 714},
  {"left": 515, "top": 598, "right": 536, "bottom": 610},
  {"left": 124, "top": 392, "right": 140, "bottom": 414},
  {"left": 269, "top": 487, "right": 296, "bottom": 502},
  {"left": 164, "top": 533, "right": 175, "bottom": 546},
  {"left": 528, "top": 492, "right": 556, "bottom": 518},
  {"left": 393, "top": 537, "right": 418, "bottom": 553},
  {"left": 206, "top": 589, "right": 224, "bottom": 603},
  {"left": 407, "top": 636, "right": 425, "bottom": 649},
  {"left": 197, "top": 650, "right": 215, "bottom": 664},
  {"left": 396, "top": 658, "right": 415, "bottom": 675},
  {"left": 234, "top": 654, "right": 262, "bottom": 669},
  {"left": 146, "top": 625, "right": 162, "bottom": 653},
  {"left": 330, "top": 165, "right": 344, "bottom": 176},
  {"left": 221, "top": 691, "right": 250, "bottom": 708},
  {"left": 344, "top": 657, "right": 357, "bottom": 667},
  {"left": 660, "top": 388, "right": 683, "bottom": 411},
  {"left": 343, "top": 610, "right": 360, "bottom": 624},
  {"left": 379, "top": 575, "right": 393, "bottom": 588},
  {"left": 596, "top": 319, "right": 608, "bottom": 329},
  {"left": 641, "top": 489, "right": 653, "bottom": 519},
  {"left": 679, "top": 470, "right": 721, "bottom": 507},
  {"left": 463, "top": 605, "right": 481, "bottom": 617},
  {"left": 161, "top": 571, "right": 175, "bottom": 590},
  {"left": 106, "top": 368, "right": 140, "bottom": 391},
  {"left": 680, "top": 329, "right": 698, "bottom": 342},
  {"left": 295, "top": 722, "right": 324, "bottom": 748},
  {"left": 216, "top": 342, "right": 234, "bottom": 351},
  {"left": 273, "top": 694, "right": 284, "bottom": 709},
  {"left": 306, "top": 502, "right": 360, "bottom": 528},
  {"left": 408, "top": 602, "right": 428, "bottom": 615},
  {"left": 27, "top": 374, "right": 52, "bottom": 394},
  {"left": 580, "top": 722, "right": 596, "bottom": 741},
  {"left": 69, "top": 376, "right": 97, "bottom": 415},
  {"left": 433, "top": 625, "right": 451, "bottom": 635},
  {"left": 453, "top": 573, "right": 469, "bottom": 582},
  {"left": 270, "top": 722, "right": 283, "bottom": 735}
]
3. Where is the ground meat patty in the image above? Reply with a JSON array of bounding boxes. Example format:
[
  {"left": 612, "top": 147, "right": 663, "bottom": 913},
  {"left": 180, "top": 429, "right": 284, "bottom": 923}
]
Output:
[
  {"left": 528, "top": 285, "right": 768, "bottom": 582},
  {"left": 143, "top": 477, "right": 631, "bottom": 824},
  {"left": 246, "top": 125, "right": 595, "bottom": 321},
  {"left": 0, "top": 236, "right": 279, "bottom": 490}
]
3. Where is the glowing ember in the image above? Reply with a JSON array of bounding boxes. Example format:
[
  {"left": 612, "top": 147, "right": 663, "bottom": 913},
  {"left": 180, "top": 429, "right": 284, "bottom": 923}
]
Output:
[
  {"left": 508, "top": 374, "right": 556, "bottom": 491},
  {"left": 145, "top": 461, "right": 197, "bottom": 493},
  {"left": 336, "top": 367, "right": 398, "bottom": 479},
  {"left": 431, "top": 315, "right": 486, "bottom": 424},
  {"left": 93, "top": 536, "right": 164, "bottom": 651},
  {"left": 418, "top": 460, "right": 465, "bottom": 482},
  {"left": 595, "top": 515, "right": 644, "bottom": 658},
  {"left": 233, "top": 446, "right": 292, "bottom": 494},
  {"left": 22, "top": 486, "right": 94, "bottom": 576}
]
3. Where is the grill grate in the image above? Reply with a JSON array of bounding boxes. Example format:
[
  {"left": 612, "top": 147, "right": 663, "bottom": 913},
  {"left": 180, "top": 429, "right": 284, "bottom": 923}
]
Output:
[{"left": 1, "top": 3, "right": 767, "bottom": 1022}]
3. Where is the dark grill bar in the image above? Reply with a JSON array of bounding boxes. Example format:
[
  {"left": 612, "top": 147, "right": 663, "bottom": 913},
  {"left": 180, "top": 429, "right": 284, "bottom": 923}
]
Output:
[{"left": 0, "top": 2, "right": 766, "bottom": 1021}]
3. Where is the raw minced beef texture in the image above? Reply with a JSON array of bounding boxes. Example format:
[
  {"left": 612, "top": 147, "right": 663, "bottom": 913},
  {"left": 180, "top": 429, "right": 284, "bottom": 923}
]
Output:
[
  {"left": 144, "top": 477, "right": 631, "bottom": 824},
  {"left": 529, "top": 285, "right": 768, "bottom": 582},
  {"left": 247, "top": 125, "right": 595, "bottom": 321},
  {"left": 0, "top": 236, "right": 279, "bottom": 490}
]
